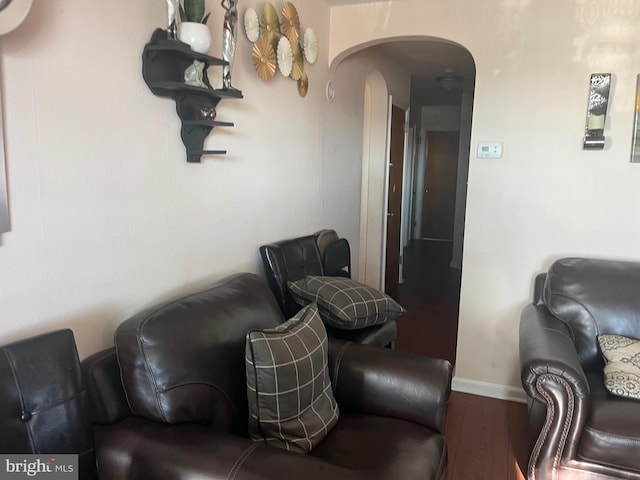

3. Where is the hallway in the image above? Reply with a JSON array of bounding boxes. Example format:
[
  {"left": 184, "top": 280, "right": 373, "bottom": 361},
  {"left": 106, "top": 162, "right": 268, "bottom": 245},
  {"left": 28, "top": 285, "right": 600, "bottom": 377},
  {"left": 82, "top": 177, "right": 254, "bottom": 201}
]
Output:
[{"left": 389, "top": 239, "right": 460, "bottom": 365}]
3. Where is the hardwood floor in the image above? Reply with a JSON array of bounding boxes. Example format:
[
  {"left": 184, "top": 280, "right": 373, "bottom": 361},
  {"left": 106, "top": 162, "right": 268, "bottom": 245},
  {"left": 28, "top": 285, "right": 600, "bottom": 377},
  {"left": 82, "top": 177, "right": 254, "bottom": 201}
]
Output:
[
  {"left": 445, "top": 392, "right": 528, "bottom": 480},
  {"left": 389, "top": 239, "right": 460, "bottom": 365},
  {"left": 389, "top": 240, "right": 529, "bottom": 480}
]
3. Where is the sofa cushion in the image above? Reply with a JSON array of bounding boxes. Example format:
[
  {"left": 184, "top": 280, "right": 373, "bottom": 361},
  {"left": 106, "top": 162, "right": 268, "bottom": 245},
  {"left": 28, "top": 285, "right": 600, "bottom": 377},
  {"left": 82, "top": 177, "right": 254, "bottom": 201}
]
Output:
[
  {"left": 578, "top": 372, "right": 640, "bottom": 472},
  {"left": 245, "top": 303, "right": 339, "bottom": 453},
  {"left": 598, "top": 334, "right": 640, "bottom": 400},
  {"left": 115, "top": 273, "right": 284, "bottom": 434},
  {"left": 543, "top": 257, "right": 640, "bottom": 369},
  {"left": 309, "top": 414, "right": 446, "bottom": 479},
  {"left": 288, "top": 276, "right": 405, "bottom": 330},
  {"left": 95, "top": 416, "right": 371, "bottom": 480}
]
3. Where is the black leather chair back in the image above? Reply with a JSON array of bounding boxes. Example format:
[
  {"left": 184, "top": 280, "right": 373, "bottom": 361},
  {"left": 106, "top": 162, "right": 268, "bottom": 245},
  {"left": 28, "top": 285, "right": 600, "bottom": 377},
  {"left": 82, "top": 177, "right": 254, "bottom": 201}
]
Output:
[
  {"left": 0, "top": 329, "right": 98, "bottom": 480},
  {"left": 260, "top": 235, "right": 324, "bottom": 318},
  {"left": 323, "top": 238, "right": 351, "bottom": 277}
]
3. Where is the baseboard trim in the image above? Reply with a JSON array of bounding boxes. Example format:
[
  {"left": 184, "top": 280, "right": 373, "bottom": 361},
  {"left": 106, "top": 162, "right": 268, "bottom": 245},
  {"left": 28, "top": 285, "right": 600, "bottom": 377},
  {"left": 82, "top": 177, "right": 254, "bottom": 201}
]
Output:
[{"left": 452, "top": 376, "right": 527, "bottom": 403}]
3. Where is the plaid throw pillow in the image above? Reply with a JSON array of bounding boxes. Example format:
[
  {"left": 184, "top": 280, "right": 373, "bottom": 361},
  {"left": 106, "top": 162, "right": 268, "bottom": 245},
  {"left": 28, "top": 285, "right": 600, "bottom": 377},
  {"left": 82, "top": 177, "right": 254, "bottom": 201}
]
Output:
[
  {"left": 245, "top": 303, "right": 339, "bottom": 453},
  {"left": 288, "top": 276, "right": 405, "bottom": 330},
  {"left": 598, "top": 334, "right": 640, "bottom": 400}
]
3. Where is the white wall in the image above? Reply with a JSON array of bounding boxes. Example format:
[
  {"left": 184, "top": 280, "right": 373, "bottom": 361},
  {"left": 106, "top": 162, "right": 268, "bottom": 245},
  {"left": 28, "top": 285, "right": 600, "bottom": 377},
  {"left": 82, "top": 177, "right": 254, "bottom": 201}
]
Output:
[
  {"left": 0, "top": 0, "right": 333, "bottom": 359},
  {"left": 329, "top": 0, "right": 640, "bottom": 392}
]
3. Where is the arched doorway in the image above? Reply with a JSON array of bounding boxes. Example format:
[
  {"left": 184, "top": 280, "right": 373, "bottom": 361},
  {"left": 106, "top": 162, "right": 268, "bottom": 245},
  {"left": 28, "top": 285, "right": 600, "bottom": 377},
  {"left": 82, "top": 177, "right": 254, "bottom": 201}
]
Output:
[{"left": 333, "top": 37, "right": 476, "bottom": 364}]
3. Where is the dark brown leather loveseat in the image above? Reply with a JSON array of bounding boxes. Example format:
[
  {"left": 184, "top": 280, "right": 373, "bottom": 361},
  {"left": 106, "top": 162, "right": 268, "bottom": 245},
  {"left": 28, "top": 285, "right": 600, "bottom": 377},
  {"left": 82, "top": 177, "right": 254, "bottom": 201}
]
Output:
[
  {"left": 79, "top": 272, "right": 452, "bottom": 479},
  {"left": 520, "top": 257, "right": 640, "bottom": 480}
]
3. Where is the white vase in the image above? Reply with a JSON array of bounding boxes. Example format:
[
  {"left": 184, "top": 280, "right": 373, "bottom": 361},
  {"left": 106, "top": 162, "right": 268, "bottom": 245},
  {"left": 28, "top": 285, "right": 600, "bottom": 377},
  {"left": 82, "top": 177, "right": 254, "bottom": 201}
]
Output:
[{"left": 179, "top": 22, "right": 211, "bottom": 54}]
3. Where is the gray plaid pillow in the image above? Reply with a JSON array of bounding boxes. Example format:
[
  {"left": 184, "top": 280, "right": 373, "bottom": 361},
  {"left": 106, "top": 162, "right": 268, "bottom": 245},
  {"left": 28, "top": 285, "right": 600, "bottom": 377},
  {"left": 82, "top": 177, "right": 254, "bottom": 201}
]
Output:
[
  {"left": 598, "top": 334, "right": 640, "bottom": 400},
  {"left": 245, "top": 303, "right": 339, "bottom": 453},
  {"left": 288, "top": 276, "right": 405, "bottom": 330}
]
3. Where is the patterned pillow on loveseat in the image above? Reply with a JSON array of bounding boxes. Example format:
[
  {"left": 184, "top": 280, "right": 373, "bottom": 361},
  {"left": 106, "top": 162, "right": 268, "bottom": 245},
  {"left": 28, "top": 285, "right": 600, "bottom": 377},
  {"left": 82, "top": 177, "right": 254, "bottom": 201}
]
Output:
[{"left": 598, "top": 334, "right": 640, "bottom": 400}]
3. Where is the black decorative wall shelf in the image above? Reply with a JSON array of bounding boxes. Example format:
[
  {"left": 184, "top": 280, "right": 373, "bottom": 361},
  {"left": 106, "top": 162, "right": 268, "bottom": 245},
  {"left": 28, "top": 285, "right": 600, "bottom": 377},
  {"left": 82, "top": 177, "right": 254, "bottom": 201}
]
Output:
[{"left": 142, "top": 29, "right": 243, "bottom": 163}]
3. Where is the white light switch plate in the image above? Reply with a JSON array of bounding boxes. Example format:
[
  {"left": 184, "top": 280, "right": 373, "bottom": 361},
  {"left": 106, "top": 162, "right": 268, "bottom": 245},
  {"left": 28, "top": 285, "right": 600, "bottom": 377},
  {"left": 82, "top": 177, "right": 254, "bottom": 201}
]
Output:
[{"left": 477, "top": 142, "right": 503, "bottom": 159}]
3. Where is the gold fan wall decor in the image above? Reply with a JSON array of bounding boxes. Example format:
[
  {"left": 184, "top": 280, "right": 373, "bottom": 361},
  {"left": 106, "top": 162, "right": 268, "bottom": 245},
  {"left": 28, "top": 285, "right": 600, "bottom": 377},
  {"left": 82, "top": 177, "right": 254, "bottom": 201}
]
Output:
[
  {"left": 252, "top": 36, "right": 277, "bottom": 81},
  {"left": 248, "top": 2, "right": 317, "bottom": 97},
  {"left": 297, "top": 72, "right": 308, "bottom": 97},
  {"left": 281, "top": 2, "right": 300, "bottom": 43},
  {"left": 260, "top": 2, "right": 281, "bottom": 50},
  {"left": 290, "top": 40, "right": 304, "bottom": 81}
]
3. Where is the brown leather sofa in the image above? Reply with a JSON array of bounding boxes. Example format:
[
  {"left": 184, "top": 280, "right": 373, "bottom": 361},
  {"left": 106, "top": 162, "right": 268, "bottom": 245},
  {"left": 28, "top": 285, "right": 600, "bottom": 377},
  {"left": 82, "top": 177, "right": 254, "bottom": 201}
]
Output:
[
  {"left": 520, "top": 257, "right": 640, "bottom": 480},
  {"left": 80, "top": 272, "right": 452, "bottom": 479}
]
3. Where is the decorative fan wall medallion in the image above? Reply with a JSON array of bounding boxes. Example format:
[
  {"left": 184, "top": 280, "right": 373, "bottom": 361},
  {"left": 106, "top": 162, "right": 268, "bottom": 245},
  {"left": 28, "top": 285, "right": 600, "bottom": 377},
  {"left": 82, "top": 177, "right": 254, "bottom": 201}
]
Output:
[
  {"left": 281, "top": 2, "right": 300, "bottom": 43},
  {"left": 252, "top": 36, "right": 277, "bottom": 81},
  {"left": 261, "top": 2, "right": 281, "bottom": 49},
  {"left": 290, "top": 40, "right": 304, "bottom": 81},
  {"left": 243, "top": 8, "right": 260, "bottom": 43},
  {"left": 247, "top": 2, "right": 318, "bottom": 97},
  {"left": 297, "top": 72, "right": 308, "bottom": 98},
  {"left": 277, "top": 36, "right": 293, "bottom": 77},
  {"left": 303, "top": 27, "right": 318, "bottom": 64}
]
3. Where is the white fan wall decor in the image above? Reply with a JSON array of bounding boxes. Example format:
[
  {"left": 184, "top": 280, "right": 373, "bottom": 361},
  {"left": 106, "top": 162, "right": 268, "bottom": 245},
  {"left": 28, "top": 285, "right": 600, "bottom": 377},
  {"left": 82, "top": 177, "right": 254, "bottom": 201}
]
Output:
[
  {"left": 277, "top": 36, "right": 293, "bottom": 77},
  {"left": 243, "top": 8, "right": 259, "bottom": 43},
  {"left": 303, "top": 28, "right": 317, "bottom": 64}
]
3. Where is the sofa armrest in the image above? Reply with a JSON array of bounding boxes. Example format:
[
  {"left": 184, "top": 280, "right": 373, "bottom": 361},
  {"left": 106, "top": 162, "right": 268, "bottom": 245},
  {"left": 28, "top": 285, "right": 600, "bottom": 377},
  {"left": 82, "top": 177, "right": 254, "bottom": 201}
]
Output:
[
  {"left": 519, "top": 303, "right": 591, "bottom": 478},
  {"left": 327, "top": 339, "right": 452, "bottom": 434}
]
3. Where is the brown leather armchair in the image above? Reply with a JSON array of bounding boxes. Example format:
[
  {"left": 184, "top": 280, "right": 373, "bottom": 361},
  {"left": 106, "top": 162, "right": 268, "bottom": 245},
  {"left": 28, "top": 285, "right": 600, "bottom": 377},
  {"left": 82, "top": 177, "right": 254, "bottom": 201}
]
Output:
[
  {"left": 520, "top": 257, "right": 640, "bottom": 480},
  {"left": 83, "top": 273, "right": 452, "bottom": 479}
]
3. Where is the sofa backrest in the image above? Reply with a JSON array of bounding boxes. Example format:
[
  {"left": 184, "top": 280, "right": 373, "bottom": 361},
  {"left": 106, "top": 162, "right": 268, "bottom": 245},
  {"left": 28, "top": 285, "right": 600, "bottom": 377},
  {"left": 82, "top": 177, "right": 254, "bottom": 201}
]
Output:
[
  {"left": 543, "top": 257, "right": 640, "bottom": 369},
  {"left": 0, "top": 329, "right": 97, "bottom": 480},
  {"left": 115, "top": 273, "right": 284, "bottom": 436}
]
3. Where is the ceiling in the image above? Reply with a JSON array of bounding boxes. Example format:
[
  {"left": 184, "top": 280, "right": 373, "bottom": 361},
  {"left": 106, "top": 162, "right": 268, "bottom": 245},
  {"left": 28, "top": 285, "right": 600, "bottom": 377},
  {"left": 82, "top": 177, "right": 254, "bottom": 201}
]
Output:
[
  {"left": 319, "top": 4, "right": 476, "bottom": 106},
  {"left": 375, "top": 40, "right": 475, "bottom": 77},
  {"left": 369, "top": 40, "right": 475, "bottom": 106}
]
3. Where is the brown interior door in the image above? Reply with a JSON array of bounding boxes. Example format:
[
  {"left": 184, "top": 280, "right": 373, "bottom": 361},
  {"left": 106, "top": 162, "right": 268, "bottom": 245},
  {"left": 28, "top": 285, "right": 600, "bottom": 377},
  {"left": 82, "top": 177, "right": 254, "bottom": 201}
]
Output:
[
  {"left": 421, "top": 131, "right": 459, "bottom": 240},
  {"left": 385, "top": 105, "right": 405, "bottom": 293}
]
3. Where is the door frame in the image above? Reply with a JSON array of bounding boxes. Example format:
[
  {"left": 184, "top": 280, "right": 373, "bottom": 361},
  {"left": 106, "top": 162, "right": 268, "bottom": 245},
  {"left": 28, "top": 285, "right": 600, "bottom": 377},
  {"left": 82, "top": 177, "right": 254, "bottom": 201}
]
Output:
[
  {"left": 397, "top": 107, "right": 410, "bottom": 285},
  {"left": 358, "top": 71, "right": 389, "bottom": 290},
  {"left": 358, "top": 70, "right": 411, "bottom": 290}
]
